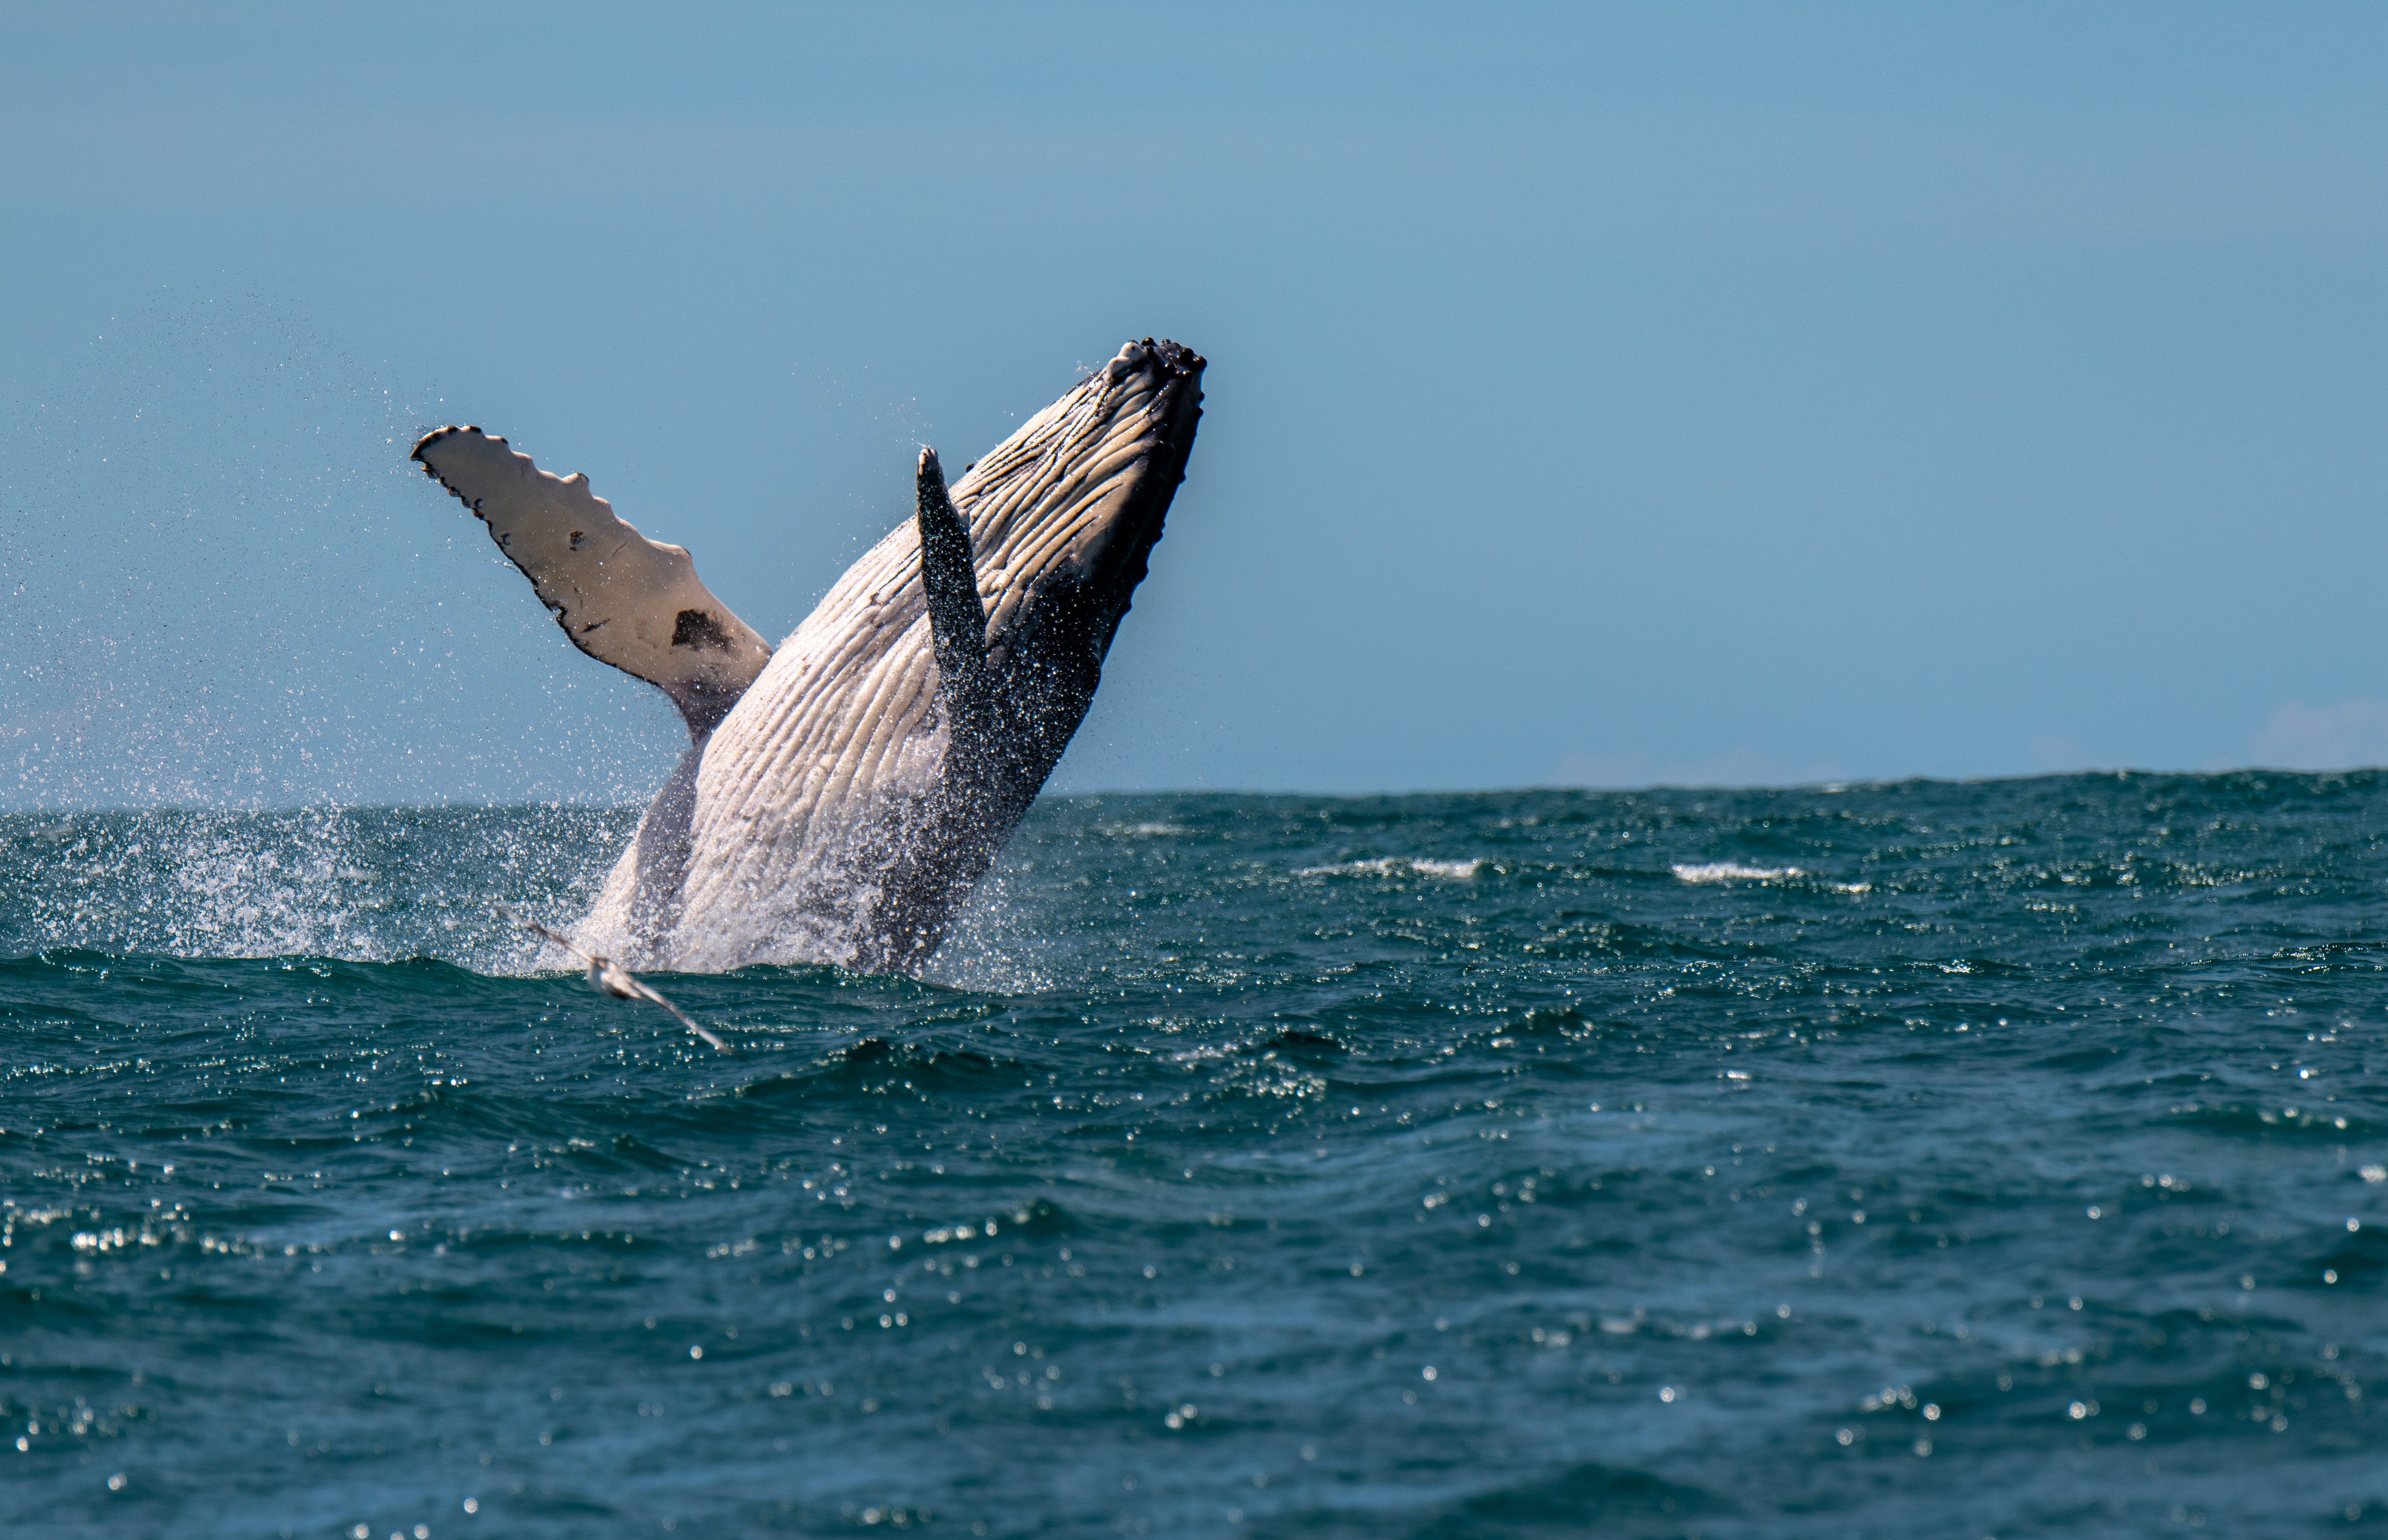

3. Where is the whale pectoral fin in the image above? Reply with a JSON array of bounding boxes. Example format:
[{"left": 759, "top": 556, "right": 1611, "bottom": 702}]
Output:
[
  {"left": 915, "top": 446, "right": 990, "bottom": 726},
  {"left": 412, "top": 425, "right": 774, "bottom": 737}
]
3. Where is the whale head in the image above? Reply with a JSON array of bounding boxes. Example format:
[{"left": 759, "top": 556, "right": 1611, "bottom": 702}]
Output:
[{"left": 948, "top": 337, "right": 1206, "bottom": 794}]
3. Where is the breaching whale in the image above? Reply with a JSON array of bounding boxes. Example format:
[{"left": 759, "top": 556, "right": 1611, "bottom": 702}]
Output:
[{"left": 413, "top": 338, "right": 1204, "bottom": 974}]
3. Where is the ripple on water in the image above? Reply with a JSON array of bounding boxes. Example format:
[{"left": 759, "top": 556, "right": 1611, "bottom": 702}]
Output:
[{"left": 2, "top": 775, "right": 2385, "bottom": 1535}]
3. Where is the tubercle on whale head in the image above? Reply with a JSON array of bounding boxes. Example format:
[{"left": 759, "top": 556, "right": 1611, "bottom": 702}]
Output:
[
  {"left": 964, "top": 337, "right": 1203, "bottom": 792},
  {"left": 1003, "top": 337, "right": 1204, "bottom": 655}
]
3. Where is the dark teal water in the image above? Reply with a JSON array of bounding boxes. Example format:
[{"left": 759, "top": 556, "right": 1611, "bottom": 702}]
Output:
[{"left": 4, "top": 775, "right": 2384, "bottom": 1538}]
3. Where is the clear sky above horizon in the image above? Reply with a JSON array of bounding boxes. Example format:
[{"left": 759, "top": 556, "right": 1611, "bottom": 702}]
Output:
[{"left": 4, "top": 4, "right": 2384, "bottom": 806}]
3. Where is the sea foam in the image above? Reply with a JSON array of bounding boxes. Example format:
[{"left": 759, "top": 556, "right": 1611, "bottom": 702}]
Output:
[
  {"left": 1296, "top": 857, "right": 1484, "bottom": 879},
  {"left": 1673, "top": 861, "right": 1870, "bottom": 893},
  {"left": 1671, "top": 861, "right": 1802, "bottom": 882}
]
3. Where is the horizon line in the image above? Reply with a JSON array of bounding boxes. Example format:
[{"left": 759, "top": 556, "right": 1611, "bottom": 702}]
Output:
[{"left": 5, "top": 762, "right": 2384, "bottom": 816}]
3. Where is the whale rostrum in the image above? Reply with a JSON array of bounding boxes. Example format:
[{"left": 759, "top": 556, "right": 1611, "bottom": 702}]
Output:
[{"left": 413, "top": 338, "right": 1206, "bottom": 973}]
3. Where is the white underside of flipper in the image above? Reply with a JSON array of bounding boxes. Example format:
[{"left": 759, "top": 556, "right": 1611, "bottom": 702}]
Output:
[
  {"left": 575, "top": 344, "right": 1190, "bottom": 971},
  {"left": 413, "top": 427, "right": 772, "bottom": 732}
]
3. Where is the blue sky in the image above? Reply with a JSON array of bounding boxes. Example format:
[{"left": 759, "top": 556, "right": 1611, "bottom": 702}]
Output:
[{"left": 4, "top": 4, "right": 2383, "bottom": 805}]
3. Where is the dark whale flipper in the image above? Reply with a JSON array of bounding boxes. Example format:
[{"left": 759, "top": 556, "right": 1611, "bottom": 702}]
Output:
[{"left": 914, "top": 447, "right": 991, "bottom": 734}]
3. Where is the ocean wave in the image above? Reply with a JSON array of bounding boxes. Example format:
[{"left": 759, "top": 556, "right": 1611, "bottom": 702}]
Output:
[
  {"left": 1086, "top": 821, "right": 1191, "bottom": 840},
  {"left": 6, "top": 779, "right": 2384, "bottom": 1535},
  {"left": 1671, "top": 861, "right": 1870, "bottom": 893},
  {"left": 1671, "top": 861, "right": 1803, "bottom": 883},
  {"left": 1295, "top": 857, "right": 1484, "bottom": 879}
]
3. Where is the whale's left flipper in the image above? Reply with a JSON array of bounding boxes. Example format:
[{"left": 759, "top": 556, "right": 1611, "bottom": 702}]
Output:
[{"left": 413, "top": 427, "right": 772, "bottom": 736}]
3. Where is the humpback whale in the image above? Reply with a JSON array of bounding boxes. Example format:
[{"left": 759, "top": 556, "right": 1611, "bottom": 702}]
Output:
[{"left": 413, "top": 338, "right": 1204, "bottom": 974}]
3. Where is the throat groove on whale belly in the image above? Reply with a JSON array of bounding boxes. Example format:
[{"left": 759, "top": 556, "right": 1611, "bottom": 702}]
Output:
[{"left": 571, "top": 338, "right": 1205, "bottom": 974}]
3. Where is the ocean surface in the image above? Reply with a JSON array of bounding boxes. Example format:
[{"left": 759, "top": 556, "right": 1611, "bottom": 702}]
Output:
[{"left": 3, "top": 774, "right": 2383, "bottom": 1538}]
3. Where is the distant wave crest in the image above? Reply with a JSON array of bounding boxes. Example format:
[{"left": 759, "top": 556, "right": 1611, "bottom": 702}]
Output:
[
  {"left": 1673, "top": 861, "right": 1868, "bottom": 894},
  {"left": 1672, "top": 861, "right": 1803, "bottom": 882},
  {"left": 1297, "top": 857, "right": 1484, "bottom": 879}
]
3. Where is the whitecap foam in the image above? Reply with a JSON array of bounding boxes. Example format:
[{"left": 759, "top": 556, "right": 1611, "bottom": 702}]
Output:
[
  {"left": 1296, "top": 857, "right": 1484, "bottom": 880},
  {"left": 1672, "top": 862, "right": 1803, "bottom": 883},
  {"left": 1671, "top": 861, "right": 1869, "bottom": 894}
]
